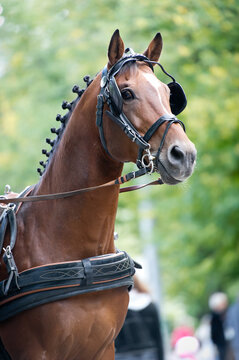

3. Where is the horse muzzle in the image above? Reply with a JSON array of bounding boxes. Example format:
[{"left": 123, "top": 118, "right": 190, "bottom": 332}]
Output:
[{"left": 154, "top": 141, "right": 197, "bottom": 185}]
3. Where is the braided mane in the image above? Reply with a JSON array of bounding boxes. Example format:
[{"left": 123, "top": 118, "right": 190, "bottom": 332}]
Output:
[{"left": 37, "top": 76, "right": 93, "bottom": 177}]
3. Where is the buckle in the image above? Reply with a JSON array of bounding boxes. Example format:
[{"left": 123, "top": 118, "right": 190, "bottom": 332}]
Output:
[{"left": 2, "top": 245, "right": 20, "bottom": 295}]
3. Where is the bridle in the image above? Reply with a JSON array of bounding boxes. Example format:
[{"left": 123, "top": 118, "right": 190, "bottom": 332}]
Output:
[
  {"left": 96, "top": 48, "right": 187, "bottom": 174},
  {"left": 0, "top": 51, "right": 188, "bottom": 205}
]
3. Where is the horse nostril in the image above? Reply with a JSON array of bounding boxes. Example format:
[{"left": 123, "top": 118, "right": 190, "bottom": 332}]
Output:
[
  {"left": 169, "top": 145, "right": 185, "bottom": 164},
  {"left": 190, "top": 151, "right": 196, "bottom": 165}
]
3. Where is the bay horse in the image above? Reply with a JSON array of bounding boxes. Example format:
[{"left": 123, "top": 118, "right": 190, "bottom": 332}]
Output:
[{"left": 0, "top": 30, "right": 196, "bottom": 359}]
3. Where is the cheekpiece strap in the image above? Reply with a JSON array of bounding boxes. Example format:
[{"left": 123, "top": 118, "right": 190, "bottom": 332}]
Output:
[
  {"left": 105, "top": 111, "right": 149, "bottom": 150},
  {"left": 96, "top": 56, "right": 153, "bottom": 163}
]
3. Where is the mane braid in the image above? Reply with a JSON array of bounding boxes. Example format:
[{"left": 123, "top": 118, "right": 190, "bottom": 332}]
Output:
[{"left": 37, "top": 76, "right": 93, "bottom": 177}]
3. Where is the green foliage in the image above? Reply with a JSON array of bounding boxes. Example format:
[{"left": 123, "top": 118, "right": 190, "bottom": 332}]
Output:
[{"left": 0, "top": 0, "right": 238, "bottom": 318}]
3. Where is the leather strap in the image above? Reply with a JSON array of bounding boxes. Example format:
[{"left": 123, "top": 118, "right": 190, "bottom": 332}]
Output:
[
  {"left": 0, "top": 168, "right": 163, "bottom": 205},
  {"left": 0, "top": 205, "right": 17, "bottom": 251},
  {"left": 0, "top": 251, "right": 138, "bottom": 322},
  {"left": 105, "top": 111, "right": 149, "bottom": 150},
  {"left": 0, "top": 212, "right": 8, "bottom": 252},
  {"left": 119, "top": 178, "right": 163, "bottom": 193}
]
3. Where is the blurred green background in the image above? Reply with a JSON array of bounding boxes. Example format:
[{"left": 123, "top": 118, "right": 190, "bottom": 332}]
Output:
[{"left": 0, "top": 0, "right": 238, "bottom": 324}]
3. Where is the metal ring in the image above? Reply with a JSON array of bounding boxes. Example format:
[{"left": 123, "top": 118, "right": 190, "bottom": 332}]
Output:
[{"left": 141, "top": 149, "right": 155, "bottom": 174}]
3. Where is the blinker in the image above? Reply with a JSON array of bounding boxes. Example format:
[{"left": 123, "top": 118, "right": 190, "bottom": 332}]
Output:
[{"left": 168, "top": 81, "right": 187, "bottom": 116}]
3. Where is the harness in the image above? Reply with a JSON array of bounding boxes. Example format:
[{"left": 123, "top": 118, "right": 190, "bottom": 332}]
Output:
[
  {"left": 0, "top": 249, "right": 139, "bottom": 322},
  {"left": 0, "top": 192, "right": 139, "bottom": 322},
  {"left": 0, "top": 50, "right": 187, "bottom": 323}
]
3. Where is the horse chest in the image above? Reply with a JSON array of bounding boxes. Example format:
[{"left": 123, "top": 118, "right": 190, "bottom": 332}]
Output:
[{"left": 0, "top": 289, "right": 128, "bottom": 360}]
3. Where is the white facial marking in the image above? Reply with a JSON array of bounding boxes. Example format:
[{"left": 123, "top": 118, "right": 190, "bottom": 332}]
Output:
[{"left": 142, "top": 72, "right": 170, "bottom": 115}]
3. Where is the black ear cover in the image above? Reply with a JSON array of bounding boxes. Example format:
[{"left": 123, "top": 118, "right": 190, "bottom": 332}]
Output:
[{"left": 168, "top": 81, "right": 187, "bottom": 116}]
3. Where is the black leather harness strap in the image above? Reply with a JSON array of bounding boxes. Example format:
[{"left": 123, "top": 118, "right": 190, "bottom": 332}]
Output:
[
  {"left": 105, "top": 111, "right": 149, "bottom": 150},
  {"left": 0, "top": 210, "right": 8, "bottom": 252},
  {"left": 0, "top": 251, "right": 139, "bottom": 322},
  {"left": 0, "top": 203, "right": 18, "bottom": 253},
  {"left": 0, "top": 204, "right": 19, "bottom": 295}
]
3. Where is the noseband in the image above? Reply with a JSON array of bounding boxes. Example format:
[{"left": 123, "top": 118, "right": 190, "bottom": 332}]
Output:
[{"left": 96, "top": 50, "right": 186, "bottom": 173}]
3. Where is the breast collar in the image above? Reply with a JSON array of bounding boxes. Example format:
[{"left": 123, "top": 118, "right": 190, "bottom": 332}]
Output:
[{"left": 96, "top": 50, "right": 186, "bottom": 172}]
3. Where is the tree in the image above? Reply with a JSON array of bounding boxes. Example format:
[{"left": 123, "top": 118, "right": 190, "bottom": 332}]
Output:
[{"left": 0, "top": 0, "right": 238, "bottom": 318}]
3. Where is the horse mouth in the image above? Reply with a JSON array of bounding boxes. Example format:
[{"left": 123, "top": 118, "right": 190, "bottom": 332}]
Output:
[{"left": 155, "top": 160, "right": 182, "bottom": 185}]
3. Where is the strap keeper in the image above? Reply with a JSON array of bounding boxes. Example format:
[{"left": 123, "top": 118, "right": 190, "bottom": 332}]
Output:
[{"left": 82, "top": 258, "right": 93, "bottom": 286}]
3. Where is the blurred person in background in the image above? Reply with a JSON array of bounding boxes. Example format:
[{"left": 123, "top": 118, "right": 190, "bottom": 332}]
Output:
[
  {"left": 225, "top": 294, "right": 239, "bottom": 360},
  {"left": 195, "top": 314, "right": 217, "bottom": 360},
  {"left": 115, "top": 275, "right": 164, "bottom": 360},
  {"left": 209, "top": 292, "right": 233, "bottom": 360}
]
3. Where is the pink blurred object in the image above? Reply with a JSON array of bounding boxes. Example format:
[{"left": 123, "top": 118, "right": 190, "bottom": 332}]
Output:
[
  {"left": 171, "top": 326, "right": 194, "bottom": 348},
  {"left": 175, "top": 336, "right": 200, "bottom": 359}
]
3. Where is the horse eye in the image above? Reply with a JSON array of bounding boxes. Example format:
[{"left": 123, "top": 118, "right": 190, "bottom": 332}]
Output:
[{"left": 121, "top": 89, "right": 135, "bottom": 101}]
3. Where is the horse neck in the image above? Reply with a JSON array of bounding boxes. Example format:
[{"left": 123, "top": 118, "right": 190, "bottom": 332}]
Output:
[{"left": 30, "top": 76, "right": 123, "bottom": 259}]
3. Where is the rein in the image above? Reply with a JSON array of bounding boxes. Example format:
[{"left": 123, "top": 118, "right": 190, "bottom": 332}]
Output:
[{"left": 0, "top": 168, "right": 163, "bottom": 205}]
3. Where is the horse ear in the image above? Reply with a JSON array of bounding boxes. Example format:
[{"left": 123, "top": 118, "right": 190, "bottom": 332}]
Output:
[
  {"left": 143, "top": 33, "right": 163, "bottom": 63},
  {"left": 108, "top": 29, "right": 125, "bottom": 69}
]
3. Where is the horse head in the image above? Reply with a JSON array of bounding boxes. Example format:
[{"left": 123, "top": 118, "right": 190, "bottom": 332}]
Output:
[{"left": 98, "top": 30, "right": 197, "bottom": 185}]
